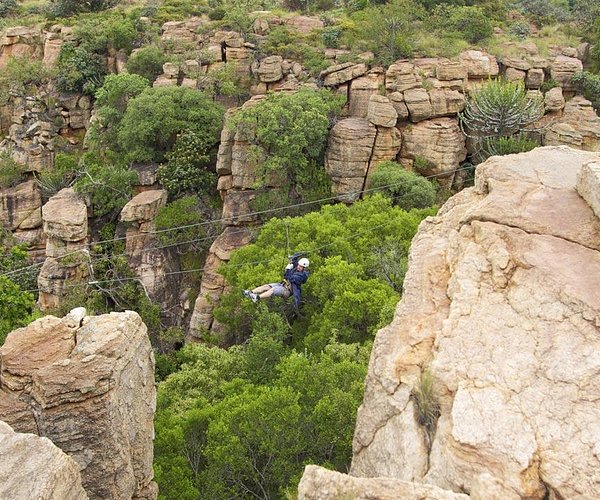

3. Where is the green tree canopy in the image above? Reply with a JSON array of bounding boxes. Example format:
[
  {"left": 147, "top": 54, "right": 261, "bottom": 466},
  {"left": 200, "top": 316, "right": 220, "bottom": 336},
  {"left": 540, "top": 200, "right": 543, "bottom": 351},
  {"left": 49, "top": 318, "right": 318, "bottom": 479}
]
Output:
[
  {"left": 229, "top": 88, "right": 344, "bottom": 209},
  {"left": 118, "top": 86, "right": 224, "bottom": 163},
  {"left": 214, "top": 194, "right": 434, "bottom": 351}
]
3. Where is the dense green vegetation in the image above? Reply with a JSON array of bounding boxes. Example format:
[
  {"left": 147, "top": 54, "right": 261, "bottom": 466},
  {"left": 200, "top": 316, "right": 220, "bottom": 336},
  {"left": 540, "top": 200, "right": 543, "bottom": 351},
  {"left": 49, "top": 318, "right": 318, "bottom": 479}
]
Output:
[
  {"left": 155, "top": 195, "right": 434, "bottom": 498},
  {"left": 230, "top": 89, "right": 344, "bottom": 214},
  {"left": 0, "top": 233, "right": 38, "bottom": 344}
]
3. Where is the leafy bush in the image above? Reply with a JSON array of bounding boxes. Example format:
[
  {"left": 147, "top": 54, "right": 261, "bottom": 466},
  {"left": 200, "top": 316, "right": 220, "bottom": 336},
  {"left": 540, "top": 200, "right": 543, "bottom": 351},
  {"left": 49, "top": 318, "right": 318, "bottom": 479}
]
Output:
[
  {"left": 0, "top": 153, "right": 26, "bottom": 189},
  {"left": 208, "top": 7, "right": 225, "bottom": 20},
  {"left": 322, "top": 26, "right": 342, "bottom": 48},
  {"left": 126, "top": 46, "right": 165, "bottom": 82},
  {"left": 482, "top": 134, "right": 539, "bottom": 157},
  {"left": 459, "top": 79, "right": 544, "bottom": 163},
  {"left": 118, "top": 86, "right": 224, "bottom": 163},
  {"left": 433, "top": 5, "right": 493, "bottom": 43},
  {"left": 229, "top": 88, "right": 344, "bottom": 208},
  {"left": 56, "top": 42, "right": 106, "bottom": 94},
  {"left": 34, "top": 153, "right": 79, "bottom": 201},
  {"left": 157, "top": 131, "right": 217, "bottom": 198},
  {"left": 73, "top": 151, "right": 137, "bottom": 218},
  {"left": 347, "top": 0, "right": 425, "bottom": 65},
  {"left": 154, "top": 0, "right": 206, "bottom": 23},
  {"left": 87, "top": 73, "right": 150, "bottom": 149},
  {"left": 507, "top": 21, "right": 531, "bottom": 39},
  {"left": 0, "top": 275, "right": 35, "bottom": 345},
  {"left": 0, "top": 234, "right": 36, "bottom": 344},
  {"left": 0, "top": 0, "right": 17, "bottom": 17},
  {"left": 368, "top": 161, "right": 437, "bottom": 211},
  {"left": 154, "top": 196, "right": 206, "bottom": 250},
  {"left": 540, "top": 78, "right": 559, "bottom": 93},
  {"left": 571, "top": 71, "right": 600, "bottom": 112},
  {"left": 517, "top": 0, "right": 570, "bottom": 26},
  {"left": 591, "top": 18, "right": 600, "bottom": 70},
  {"left": 47, "top": 0, "right": 116, "bottom": 17},
  {"left": 0, "top": 56, "right": 55, "bottom": 105}
]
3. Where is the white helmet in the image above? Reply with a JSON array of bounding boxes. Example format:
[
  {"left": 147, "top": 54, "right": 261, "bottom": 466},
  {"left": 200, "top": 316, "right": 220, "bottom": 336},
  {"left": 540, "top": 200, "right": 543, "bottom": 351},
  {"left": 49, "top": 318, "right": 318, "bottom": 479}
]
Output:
[{"left": 298, "top": 257, "right": 310, "bottom": 268}]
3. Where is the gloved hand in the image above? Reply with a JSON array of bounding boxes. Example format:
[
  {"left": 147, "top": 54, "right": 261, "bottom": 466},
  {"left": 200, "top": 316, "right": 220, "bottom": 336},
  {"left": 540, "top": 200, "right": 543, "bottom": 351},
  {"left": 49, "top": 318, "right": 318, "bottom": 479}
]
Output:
[{"left": 285, "top": 263, "right": 294, "bottom": 270}]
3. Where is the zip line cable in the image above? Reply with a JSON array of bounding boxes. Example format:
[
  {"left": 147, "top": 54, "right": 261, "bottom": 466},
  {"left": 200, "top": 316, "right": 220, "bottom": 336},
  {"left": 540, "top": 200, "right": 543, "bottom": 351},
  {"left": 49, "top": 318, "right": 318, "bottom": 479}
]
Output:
[
  {"left": 4, "top": 165, "right": 473, "bottom": 280},
  {"left": 19, "top": 173, "right": 460, "bottom": 295}
]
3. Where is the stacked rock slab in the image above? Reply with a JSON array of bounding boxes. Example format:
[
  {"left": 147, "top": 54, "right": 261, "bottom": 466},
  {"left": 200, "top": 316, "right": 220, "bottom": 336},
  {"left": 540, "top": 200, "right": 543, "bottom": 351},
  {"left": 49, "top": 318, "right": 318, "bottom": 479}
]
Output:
[
  {"left": 0, "top": 421, "right": 87, "bottom": 500},
  {"left": 347, "top": 147, "right": 600, "bottom": 498},
  {"left": 0, "top": 309, "right": 157, "bottom": 500},
  {"left": 38, "top": 188, "right": 89, "bottom": 310},
  {"left": 120, "top": 189, "right": 180, "bottom": 318}
]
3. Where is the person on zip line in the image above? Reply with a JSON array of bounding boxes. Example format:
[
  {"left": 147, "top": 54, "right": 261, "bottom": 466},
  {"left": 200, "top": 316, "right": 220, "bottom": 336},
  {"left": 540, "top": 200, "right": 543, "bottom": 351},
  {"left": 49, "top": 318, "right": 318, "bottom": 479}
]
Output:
[{"left": 243, "top": 252, "right": 310, "bottom": 309}]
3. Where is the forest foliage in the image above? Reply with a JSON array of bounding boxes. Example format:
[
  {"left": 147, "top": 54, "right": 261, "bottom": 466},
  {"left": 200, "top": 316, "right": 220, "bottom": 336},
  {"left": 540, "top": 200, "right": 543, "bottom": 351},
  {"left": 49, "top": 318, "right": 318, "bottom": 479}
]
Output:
[{"left": 155, "top": 195, "right": 435, "bottom": 498}]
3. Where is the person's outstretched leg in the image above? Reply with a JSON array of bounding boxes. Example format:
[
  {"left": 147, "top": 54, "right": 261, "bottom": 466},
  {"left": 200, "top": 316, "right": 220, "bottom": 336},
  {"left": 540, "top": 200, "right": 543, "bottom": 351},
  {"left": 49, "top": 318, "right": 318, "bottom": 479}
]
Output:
[{"left": 252, "top": 284, "right": 272, "bottom": 295}]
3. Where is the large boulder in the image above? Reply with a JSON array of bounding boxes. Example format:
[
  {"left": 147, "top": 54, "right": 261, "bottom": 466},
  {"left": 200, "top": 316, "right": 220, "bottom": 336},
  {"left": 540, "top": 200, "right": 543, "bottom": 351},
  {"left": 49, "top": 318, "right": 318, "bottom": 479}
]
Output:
[
  {"left": 351, "top": 147, "right": 600, "bottom": 499},
  {"left": 544, "top": 96, "right": 600, "bottom": 151},
  {"left": 42, "top": 188, "right": 87, "bottom": 242},
  {"left": 0, "top": 310, "right": 157, "bottom": 500},
  {"left": 0, "top": 421, "right": 87, "bottom": 500},
  {"left": 120, "top": 190, "right": 167, "bottom": 223},
  {"left": 367, "top": 94, "right": 398, "bottom": 127},
  {"left": 550, "top": 55, "right": 583, "bottom": 91},
  {"left": 400, "top": 118, "right": 467, "bottom": 181},
  {"left": 325, "top": 118, "right": 377, "bottom": 201},
  {"left": 189, "top": 226, "right": 254, "bottom": 340}
]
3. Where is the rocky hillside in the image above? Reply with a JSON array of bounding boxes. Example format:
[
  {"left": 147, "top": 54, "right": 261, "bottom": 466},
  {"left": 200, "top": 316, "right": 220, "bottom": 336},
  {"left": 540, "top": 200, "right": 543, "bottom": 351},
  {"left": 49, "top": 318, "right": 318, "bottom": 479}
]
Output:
[
  {"left": 1, "top": 13, "right": 600, "bottom": 343},
  {"left": 299, "top": 146, "right": 600, "bottom": 498}
]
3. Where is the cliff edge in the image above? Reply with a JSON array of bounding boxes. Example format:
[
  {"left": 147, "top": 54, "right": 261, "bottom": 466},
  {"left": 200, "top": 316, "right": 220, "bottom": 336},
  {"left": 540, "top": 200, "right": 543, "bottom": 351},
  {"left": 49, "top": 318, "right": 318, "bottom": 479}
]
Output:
[{"left": 301, "top": 146, "right": 600, "bottom": 499}]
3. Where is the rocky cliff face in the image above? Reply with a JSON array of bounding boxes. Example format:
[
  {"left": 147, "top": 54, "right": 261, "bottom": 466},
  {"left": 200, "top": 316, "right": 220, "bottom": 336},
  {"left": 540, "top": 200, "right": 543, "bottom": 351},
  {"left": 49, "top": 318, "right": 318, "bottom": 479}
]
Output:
[
  {"left": 342, "top": 146, "right": 600, "bottom": 498},
  {"left": 0, "top": 420, "right": 88, "bottom": 500},
  {"left": 0, "top": 309, "right": 157, "bottom": 500}
]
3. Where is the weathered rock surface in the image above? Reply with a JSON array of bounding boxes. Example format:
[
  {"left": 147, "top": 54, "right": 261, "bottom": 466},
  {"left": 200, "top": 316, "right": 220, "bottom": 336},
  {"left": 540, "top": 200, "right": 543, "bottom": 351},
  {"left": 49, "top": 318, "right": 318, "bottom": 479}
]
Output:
[
  {"left": 121, "top": 190, "right": 167, "bottom": 223},
  {"left": 550, "top": 55, "right": 583, "bottom": 91},
  {"left": 0, "top": 310, "right": 157, "bottom": 500},
  {"left": 0, "top": 180, "right": 42, "bottom": 230},
  {"left": 298, "top": 465, "right": 469, "bottom": 500},
  {"left": 400, "top": 118, "right": 467, "bottom": 183},
  {"left": 577, "top": 160, "right": 600, "bottom": 218},
  {"left": 367, "top": 94, "right": 398, "bottom": 127},
  {"left": 42, "top": 188, "right": 87, "bottom": 241},
  {"left": 0, "top": 420, "right": 87, "bottom": 500},
  {"left": 189, "top": 226, "right": 253, "bottom": 340},
  {"left": 544, "top": 96, "right": 600, "bottom": 151},
  {"left": 350, "top": 147, "right": 600, "bottom": 499},
  {"left": 325, "top": 117, "right": 377, "bottom": 201},
  {"left": 544, "top": 86, "right": 565, "bottom": 112}
]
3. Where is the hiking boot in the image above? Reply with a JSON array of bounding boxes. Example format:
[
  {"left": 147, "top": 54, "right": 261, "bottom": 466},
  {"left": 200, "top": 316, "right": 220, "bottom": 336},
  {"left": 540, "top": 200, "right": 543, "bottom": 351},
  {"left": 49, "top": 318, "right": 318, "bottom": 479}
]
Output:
[{"left": 249, "top": 292, "right": 259, "bottom": 303}]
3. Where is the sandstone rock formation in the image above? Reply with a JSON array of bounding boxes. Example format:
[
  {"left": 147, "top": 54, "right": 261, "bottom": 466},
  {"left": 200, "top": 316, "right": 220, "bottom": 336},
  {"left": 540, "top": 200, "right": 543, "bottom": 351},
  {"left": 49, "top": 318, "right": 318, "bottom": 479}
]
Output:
[
  {"left": 349, "top": 146, "right": 600, "bottom": 499},
  {"left": 0, "top": 309, "right": 157, "bottom": 500},
  {"left": 0, "top": 420, "right": 87, "bottom": 500},
  {"left": 120, "top": 190, "right": 182, "bottom": 317},
  {"left": 299, "top": 465, "right": 469, "bottom": 500},
  {"left": 544, "top": 96, "right": 600, "bottom": 151},
  {"left": 38, "top": 188, "right": 89, "bottom": 310}
]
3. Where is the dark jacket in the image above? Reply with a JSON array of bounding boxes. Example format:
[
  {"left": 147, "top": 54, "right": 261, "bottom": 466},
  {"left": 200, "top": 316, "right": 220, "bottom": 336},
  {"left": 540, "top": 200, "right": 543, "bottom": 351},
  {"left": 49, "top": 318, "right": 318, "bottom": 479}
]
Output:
[{"left": 283, "top": 253, "right": 309, "bottom": 307}]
